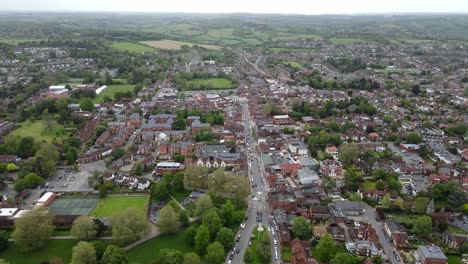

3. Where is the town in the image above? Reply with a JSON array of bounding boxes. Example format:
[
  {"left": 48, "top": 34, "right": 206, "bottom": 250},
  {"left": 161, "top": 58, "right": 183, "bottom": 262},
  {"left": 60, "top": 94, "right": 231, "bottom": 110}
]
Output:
[{"left": 0, "top": 11, "right": 466, "bottom": 264}]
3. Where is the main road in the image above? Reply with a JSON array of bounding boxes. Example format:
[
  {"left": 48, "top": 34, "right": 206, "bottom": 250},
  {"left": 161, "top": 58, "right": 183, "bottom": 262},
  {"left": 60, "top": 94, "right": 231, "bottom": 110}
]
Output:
[{"left": 227, "top": 98, "right": 278, "bottom": 264}]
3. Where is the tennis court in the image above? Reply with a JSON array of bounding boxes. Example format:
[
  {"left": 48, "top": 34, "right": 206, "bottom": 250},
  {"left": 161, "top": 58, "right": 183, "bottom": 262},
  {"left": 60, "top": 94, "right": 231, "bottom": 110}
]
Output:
[{"left": 49, "top": 197, "right": 99, "bottom": 216}]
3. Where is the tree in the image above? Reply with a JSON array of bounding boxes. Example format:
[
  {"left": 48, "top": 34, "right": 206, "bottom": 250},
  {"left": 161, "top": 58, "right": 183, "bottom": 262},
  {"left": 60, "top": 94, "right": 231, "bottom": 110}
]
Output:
[
  {"left": 100, "top": 245, "right": 128, "bottom": 264},
  {"left": 220, "top": 200, "right": 235, "bottom": 226},
  {"left": 12, "top": 208, "right": 54, "bottom": 252},
  {"left": 17, "top": 136, "right": 36, "bottom": 158},
  {"left": 35, "top": 143, "right": 59, "bottom": 178},
  {"left": 80, "top": 98, "right": 94, "bottom": 112},
  {"left": 112, "top": 208, "right": 151, "bottom": 246},
  {"left": 381, "top": 194, "right": 392, "bottom": 207},
  {"left": 194, "top": 225, "right": 210, "bottom": 254},
  {"left": 406, "top": 132, "right": 422, "bottom": 144},
  {"left": 448, "top": 190, "right": 466, "bottom": 208},
  {"left": 71, "top": 216, "right": 98, "bottom": 240},
  {"left": 291, "top": 216, "right": 312, "bottom": 240},
  {"left": 413, "top": 197, "right": 431, "bottom": 214},
  {"left": 152, "top": 180, "right": 170, "bottom": 202},
  {"left": 183, "top": 252, "right": 201, "bottom": 264},
  {"left": 205, "top": 242, "right": 225, "bottom": 264},
  {"left": 315, "top": 233, "right": 337, "bottom": 262},
  {"left": 195, "top": 194, "right": 213, "bottom": 216},
  {"left": 375, "top": 180, "right": 386, "bottom": 191},
  {"left": 157, "top": 205, "right": 178, "bottom": 234},
  {"left": 216, "top": 227, "right": 234, "bottom": 250},
  {"left": 350, "top": 192, "right": 362, "bottom": 202},
  {"left": 172, "top": 172, "right": 185, "bottom": 191},
  {"left": 414, "top": 216, "right": 432, "bottom": 238},
  {"left": 6, "top": 163, "right": 16, "bottom": 172},
  {"left": 0, "top": 230, "right": 8, "bottom": 252},
  {"left": 202, "top": 209, "right": 222, "bottom": 239},
  {"left": 179, "top": 209, "right": 189, "bottom": 227},
  {"left": 338, "top": 143, "right": 359, "bottom": 168},
  {"left": 330, "top": 253, "right": 356, "bottom": 264},
  {"left": 71, "top": 241, "right": 97, "bottom": 264},
  {"left": 90, "top": 240, "right": 106, "bottom": 261},
  {"left": 156, "top": 248, "right": 183, "bottom": 264},
  {"left": 184, "top": 225, "right": 197, "bottom": 245}
]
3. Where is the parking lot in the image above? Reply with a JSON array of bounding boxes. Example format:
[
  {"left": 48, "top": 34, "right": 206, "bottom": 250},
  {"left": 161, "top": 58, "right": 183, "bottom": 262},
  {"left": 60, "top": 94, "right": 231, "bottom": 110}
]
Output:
[{"left": 47, "top": 160, "right": 105, "bottom": 193}]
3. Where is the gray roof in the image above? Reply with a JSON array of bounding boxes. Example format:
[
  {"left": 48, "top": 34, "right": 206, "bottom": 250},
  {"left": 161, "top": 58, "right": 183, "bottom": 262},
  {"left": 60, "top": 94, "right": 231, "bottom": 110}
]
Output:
[
  {"left": 418, "top": 245, "right": 447, "bottom": 260},
  {"left": 334, "top": 201, "right": 362, "bottom": 212}
]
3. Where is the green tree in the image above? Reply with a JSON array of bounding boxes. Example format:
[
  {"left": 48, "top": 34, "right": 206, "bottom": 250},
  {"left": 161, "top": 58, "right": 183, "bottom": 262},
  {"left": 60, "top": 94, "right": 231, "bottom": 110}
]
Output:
[
  {"left": 80, "top": 98, "right": 94, "bottom": 112},
  {"left": 183, "top": 252, "right": 201, "bottom": 264},
  {"left": 11, "top": 208, "right": 54, "bottom": 252},
  {"left": 216, "top": 227, "right": 234, "bottom": 250},
  {"left": 202, "top": 209, "right": 222, "bottom": 239},
  {"left": 220, "top": 200, "right": 235, "bottom": 225},
  {"left": 17, "top": 136, "right": 36, "bottom": 158},
  {"left": 406, "top": 132, "right": 422, "bottom": 144},
  {"left": 414, "top": 216, "right": 432, "bottom": 238},
  {"left": 315, "top": 233, "right": 337, "bottom": 262},
  {"left": 152, "top": 180, "right": 170, "bottom": 202},
  {"left": 156, "top": 205, "right": 178, "bottom": 234},
  {"left": 156, "top": 248, "right": 183, "bottom": 264},
  {"left": 184, "top": 225, "right": 197, "bottom": 246},
  {"left": 205, "top": 241, "right": 225, "bottom": 264},
  {"left": 90, "top": 240, "right": 106, "bottom": 261},
  {"left": 71, "top": 241, "right": 97, "bottom": 264},
  {"left": 179, "top": 210, "right": 189, "bottom": 227},
  {"left": 338, "top": 143, "right": 359, "bottom": 167},
  {"left": 172, "top": 172, "right": 185, "bottom": 191},
  {"left": 112, "top": 208, "right": 151, "bottom": 246},
  {"left": 350, "top": 192, "right": 362, "bottom": 202},
  {"left": 194, "top": 225, "right": 210, "bottom": 254},
  {"left": 375, "top": 180, "right": 386, "bottom": 191},
  {"left": 381, "top": 194, "right": 392, "bottom": 207},
  {"left": 291, "top": 216, "right": 312, "bottom": 240},
  {"left": 100, "top": 245, "right": 128, "bottom": 264},
  {"left": 0, "top": 230, "right": 8, "bottom": 252},
  {"left": 195, "top": 194, "right": 213, "bottom": 216},
  {"left": 133, "top": 162, "right": 143, "bottom": 176},
  {"left": 6, "top": 163, "right": 16, "bottom": 172},
  {"left": 330, "top": 253, "right": 356, "bottom": 264},
  {"left": 35, "top": 143, "right": 59, "bottom": 178},
  {"left": 71, "top": 216, "right": 98, "bottom": 240}
]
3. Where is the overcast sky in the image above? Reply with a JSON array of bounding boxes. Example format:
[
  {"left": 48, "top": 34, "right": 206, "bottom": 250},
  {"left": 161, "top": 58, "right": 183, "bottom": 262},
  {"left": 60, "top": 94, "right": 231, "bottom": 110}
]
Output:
[{"left": 1, "top": 0, "right": 468, "bottom": 14}]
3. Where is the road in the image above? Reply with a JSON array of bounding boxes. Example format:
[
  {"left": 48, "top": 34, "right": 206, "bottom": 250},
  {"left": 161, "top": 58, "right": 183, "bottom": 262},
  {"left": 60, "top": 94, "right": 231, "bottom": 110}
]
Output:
[{"left": 227, "top": 98, "right": 278, "bottom": 264}]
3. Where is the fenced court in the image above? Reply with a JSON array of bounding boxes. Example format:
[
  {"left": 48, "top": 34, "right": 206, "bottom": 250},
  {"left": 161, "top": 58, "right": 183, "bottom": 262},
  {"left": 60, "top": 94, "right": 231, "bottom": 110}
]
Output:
[{"left": 49, "top": 197, "right": 99, "bottom": 216}]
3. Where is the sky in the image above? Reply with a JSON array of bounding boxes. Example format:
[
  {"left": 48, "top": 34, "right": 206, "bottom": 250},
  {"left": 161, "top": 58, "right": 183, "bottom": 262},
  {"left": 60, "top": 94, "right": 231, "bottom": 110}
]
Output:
[{"left": 1, "top": 0, "right": 468, "bottom": 14}]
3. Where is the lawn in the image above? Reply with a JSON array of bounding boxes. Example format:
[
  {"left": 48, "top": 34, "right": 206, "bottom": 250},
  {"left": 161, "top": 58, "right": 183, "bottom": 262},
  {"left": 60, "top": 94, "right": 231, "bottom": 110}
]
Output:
[
  {"left": 170, "top": 189, "right": 191, "bottom": 203},
  {"left": 329, "top": 37, "right": 370, "bottom": 44},
  {"left": 0, "top": 38, "right": 42, "bottom": 45},
  {"left": 10, "top": 120, "right": 68, "bottom": 143},
  {"left": 283, "top": 60, "right": 302, "bottom": 69},
  {"left": 90, "top": 195, "right": 149, "bottom": 218},
  {"left": 361, "top": 182, "right": 376, "bottom": 190},
  {"left": 245, "top": 226, "right": 270, "bottom": 264},
  {"left": 398, "top": 38, "right": 433, "bottom": 44},
  {"left": 183, "top": 78, "right": 237, "bottom": 90},
  {"left": 0, "top": 239, "right": 77, "bottom": 264},
  {"left": 387, "top": 213, "right": 418, "bottom": 228},
  {"left": 94, "top": 84, "right": 136, "bottom": 102},
  {"left": 140, "top": 40, "right": 221, "bottom": 50},
  {"left": 282, "top": 246, "right": 292, "bottom": 262},
  {"left": 127, "top": 227, "right": 191, "bottom": 264},
  {"left": 448, "top": 255, "right": 461, "bottom": 264},
  {"left": 110, "top": 42, "right": 155, "bottom": 53}
]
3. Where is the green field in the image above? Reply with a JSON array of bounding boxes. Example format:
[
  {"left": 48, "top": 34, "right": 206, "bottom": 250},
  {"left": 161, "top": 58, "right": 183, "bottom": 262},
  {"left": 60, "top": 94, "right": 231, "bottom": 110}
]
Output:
[
  {"left": 283, "top": 60, "right": 302, "bottom": 69},
  {"left": 282, "top": 246, "right": 292, "bottom": 262},
  {"left": 329, "top": 37, "right": 370, "bottom": 44},
  {"left": 10, "top": 120, "right": 68, "bottom": 143},
  {"left": 183, "top": 78, "right": 237, "bottom": 90},
  {"left": 110, "top": 42, "right": 155, "bottom": 53},
  {"left": 273, "top": 33, "right": 319, "bottom": 40},
  {"left": 361, "top": 182, "right": 376, "bottom": 190},
  {"left": 448, "top": 255, "right": 461, "bottom": 264},
  {"left": 398, "top": 38, "right": 433, "bottom": 44},
  {"left": 170, "top": 189, "right": 191, "bottom": 203},
  {"left": 127, "top": 227, "right": 191, "bottom": 264},
  {"left": 0, "top": 240, "right": 77, "bottom": 264},
  {"left": 0, "top": 38, "right": 42, "bottom": 45},
  {"left": 245, "top": 226, "right": 270, "bottom": 264},
  {"left": 90, "top": 195, "right": 149, "bottom": 218},
  {"left": 94, "top": 84, "right": 136, "bottom": 102}
]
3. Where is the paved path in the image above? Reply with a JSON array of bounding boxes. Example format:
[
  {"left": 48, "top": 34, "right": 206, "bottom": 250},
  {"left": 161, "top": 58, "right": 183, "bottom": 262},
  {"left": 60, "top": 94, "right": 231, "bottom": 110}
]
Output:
[{"left": 123, "top": 224, "right": 160, "bottom": 251}]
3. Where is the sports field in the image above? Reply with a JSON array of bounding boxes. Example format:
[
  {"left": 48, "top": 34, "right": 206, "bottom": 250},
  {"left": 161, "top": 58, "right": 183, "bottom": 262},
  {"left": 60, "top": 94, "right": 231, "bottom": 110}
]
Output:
[
  {"left": 94, "top": 84, "right": 136, "bottom": 102},
  {"left": 140, "top": 40, "right": 221, "bottom": 50},
  {"left": 110, "top": 42, "right": 155, "bottom": 53},
  {"left": 90, "top": 195, "right": 149, "bottom": 218},
  {"left": 49, "top": 197, "right": 99, "bottom": 216}
]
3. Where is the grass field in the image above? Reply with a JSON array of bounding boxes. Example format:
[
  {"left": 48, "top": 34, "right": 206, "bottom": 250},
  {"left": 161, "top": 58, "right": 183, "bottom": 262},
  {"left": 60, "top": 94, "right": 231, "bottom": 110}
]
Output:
[
  {"left": 448, "top": 255, "right": 461, "bottom": 264},
  {"left": 329, "top": 37, "right": 370, "bottom": 44},
  {"left": 170, "top": 189, "right": 191, "bottom": 203},
  {"left": 140, "top": 40, "right": 221, "bottom": 50},
  {"left": 110, "top": 42, "right": 155, "bottom": 53},
  {"left": 282, "top": 246, "right": 292, "bottom": 262},
  {"left": 90, "top": 195, "right": 149, "bottom": 218},
  {"left": 127, "top": 227, "right": 191, "bottom": 264},
  {"left": 0, "top": 38, "right": 42, "bottom": 45},
  {"left": 398, "top": 38, "right": 433, "bottom": 44},
  {"left": 361, "top": 182, "right": 376, "bottom": 190},
  {"left": 94, "top": 84, "right": 136, "bottom": 102},
  {"left": 245, "top": 226, "right": 270, "bottom": 264},
  {"left": 10, "top": 120, "right": 68, "bottom": 142},
  {"left": 283, "top": 60, "right": 302, "bottom": 69},
  {"left": 183, "top": 78, "right": 237, "bottom": 90},
  {"left": 0, "top": 240, "right": 77, "bottom": 264},
  {"left": 273, "top": 33, "right": 319, "bottom": 40}
]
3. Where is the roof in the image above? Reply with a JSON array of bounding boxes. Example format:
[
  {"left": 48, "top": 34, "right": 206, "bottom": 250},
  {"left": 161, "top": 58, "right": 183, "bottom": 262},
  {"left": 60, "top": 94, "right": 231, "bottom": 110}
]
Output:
[
  {"left": 37, "top": 192, "right": 55, "bottom": 203},
  {"left": 156, "top": 162, "right": 181, "bottom": 168},
  {"left": 0, "top": 208, "right": 18, "bottom": 217},
  {"left": 273, "top": 115, "right": 290, "bottom": 119},
  {"left": 418, "top": 245, "right": 447, "bottom": 260}
]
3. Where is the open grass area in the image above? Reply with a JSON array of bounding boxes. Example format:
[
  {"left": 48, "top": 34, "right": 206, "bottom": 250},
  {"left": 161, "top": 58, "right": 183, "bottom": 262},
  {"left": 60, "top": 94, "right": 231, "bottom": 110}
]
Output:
[
  {"left": 141, "top": 40, "right": 221, "bottom": 50},
  {"left": 10, "top": 120, "right": 68, "bottom": 143},
  {"left": 283, "top": 60, "right": 302, "bottom": 69},
  {"left": 182, "top": 78, "right": 237, "bottom": 90},
  {"left": 273, "top": 33, "right": 319, "bottom": 40},
  {"left": 361, "top": 182, "right": 376, "bottom": 190},
  {"left": 0, "top": 38, "right": 42, "bottom": 45},
  {"left": 110, "top": 42, "right": 155, "bottom": 53},
  {"left": 170, "top": 189, "right": 191, "bottom": 203},
  {"left": 329, "top": 37, "right": 371, "bottom": 44},
  {"left": 282, "top": 246, "right": 292, "bottom": 262},
  {"left": 387, "top": 213, "right": 419, "bottom": 228},
  {"left": 94, "top": 84, "right": 136, "bottom": 102},
  {"left": 448, "top": 255, "right": 461, "bottom": 264},
  {"left": 90, "top": 195, "right": 149, "bottom": 218},
  {"left": 245, "top": 226, "right": 270, "bottom": 264},
  {"left": 398, "top": 38, "right": 433, "bottom": 44},
  {"left": 127, "top": 227, "right": 191, "bottom": 264},
  {"left": 0, "top": 239, "right": 77, "bottom": 264}
]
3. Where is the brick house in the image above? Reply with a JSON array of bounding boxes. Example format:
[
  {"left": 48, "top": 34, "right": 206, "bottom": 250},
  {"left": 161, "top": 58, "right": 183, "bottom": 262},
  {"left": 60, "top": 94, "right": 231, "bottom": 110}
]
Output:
[
  {"left": 417, "top": 245, "right": 447, "bottom": 264},
  {"left": 272, "top": 115, "right": 293, "bottom": 125},
  {"left": 320, "top": 159, "right": 343, "bottom": 179},
  {"left": 383, "top": 219, "right": 408, "bottom": 248},
  {"left": 309, "top": 206, "right": 330, "bottom": 221},
  {"left": 290, "top": 239, "right": 313, "bottom": 264}
]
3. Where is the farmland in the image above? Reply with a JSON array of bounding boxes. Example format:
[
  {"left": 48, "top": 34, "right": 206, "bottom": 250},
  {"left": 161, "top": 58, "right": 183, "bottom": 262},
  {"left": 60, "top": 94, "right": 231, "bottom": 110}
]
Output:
[
  {"left": 110, "top": 42, "right": 155, "bottom": 53},
  {"left": 140, "top": 40, "right": 221, "bottom": 50}
]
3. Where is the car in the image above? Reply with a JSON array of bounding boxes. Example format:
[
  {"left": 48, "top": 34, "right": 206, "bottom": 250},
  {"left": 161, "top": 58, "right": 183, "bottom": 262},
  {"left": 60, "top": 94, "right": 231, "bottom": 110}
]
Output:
[
  {"left": 240, "top": 223, "right": 246, "bottom": 229},
  {"left": 236, "top": 248, "right": 240, "bottom": 254},
  {"left": 273, "top": 239, "right": 277, "bottom": 245},
  {"left": 229, "top": 254, "right": 234, "bottom": 260},
  {"left": 267, "top": 226, "right": 271, "bottom": 232},
  {"left": 236, "top": 235, "right": 240, "bottom": 242},
  {"left": 228, "top": 260, "right": 232, "bottom": 264}
]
